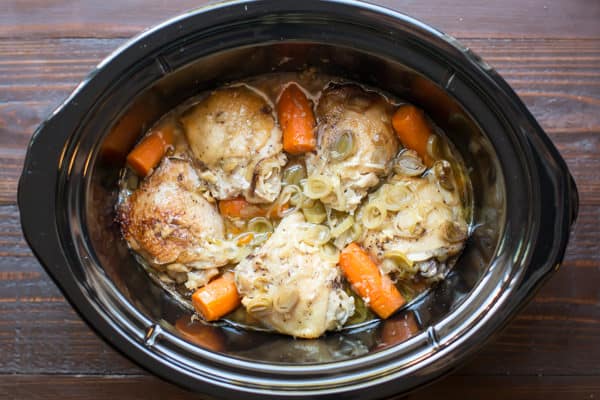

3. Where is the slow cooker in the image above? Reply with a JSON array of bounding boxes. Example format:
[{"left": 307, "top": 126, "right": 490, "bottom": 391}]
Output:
[{"left": 18, "top": 1, "right": 578, "bottom": 398}]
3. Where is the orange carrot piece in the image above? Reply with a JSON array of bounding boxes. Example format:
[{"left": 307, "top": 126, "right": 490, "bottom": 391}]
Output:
[
  {"left": 381, "top": 312, "right": 419, "bottom": 346},
  {"left": 266, "top": 201, "right": 290, "bottom": 219},
  {"left": 277, "top": 83, "right": 316, "bottom": 155},
  {"left": 100, "top": 95, "right": 162, "bottom": 164},
  {"left": 227, "top": 223, "right": 243, "bottom": 235},
  {"left": 191, "top": 273, "right": 241, "bottom": 322},
  {"left": 391, "top": 104, "right": 434, "bottom": 167},
  {"left": 410, "top": 77, "right": 461, "bottom": 124},
  {"left": 236, "top": 233, "right": 254, "bottom": 246},
  {"left": 339, "top": 243, "right": 405, "bottom": 319},
  {"left": 126, "top": 124, "right": 175, "bottom": 176},
  {"left": 101, "top": 115, "right": 142, "bottom": 164},
  {"left": 218, "top": 197, "right": 266, "bottom": 219},
  {"left": 175, "top": 316, "right": 225, "bottom": 352}
]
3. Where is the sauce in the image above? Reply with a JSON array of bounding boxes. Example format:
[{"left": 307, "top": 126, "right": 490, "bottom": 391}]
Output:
[{"left": 117, "top": 71, "right": 473, "bottom": 334}]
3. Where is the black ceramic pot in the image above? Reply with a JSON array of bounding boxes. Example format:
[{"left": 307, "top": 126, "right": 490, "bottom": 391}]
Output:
[{"left": 18, "top": 1, "right": 578, "bottom": 398}]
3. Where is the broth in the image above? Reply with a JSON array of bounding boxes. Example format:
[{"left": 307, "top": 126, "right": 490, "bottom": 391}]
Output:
[{"left": 117, "top": 71, "right": 472, "bottom": 337}]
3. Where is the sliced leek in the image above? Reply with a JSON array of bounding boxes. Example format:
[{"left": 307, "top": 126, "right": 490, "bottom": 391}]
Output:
[{"left": 304, "top": 174, "right": 333, "bottom": 199}]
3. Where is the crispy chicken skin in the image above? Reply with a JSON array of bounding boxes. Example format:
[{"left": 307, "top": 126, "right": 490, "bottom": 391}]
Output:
[
  {"left": 181, "top": 85, "right": 286, "bottom": 203},
  {"left": 235, "top": 212, "right": 355, "bottom": 338},
  {"left": 306, "top": 84, "right": 399, "bottom": 212},
  {"left": 118, "top": 158, "right": 229, "bottom": 269}
]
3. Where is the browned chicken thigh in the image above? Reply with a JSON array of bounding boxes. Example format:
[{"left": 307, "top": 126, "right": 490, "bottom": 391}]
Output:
[
  {"left": 118, "top": 158, "right": 230, "bottom": 289},
  {"left": 181, "top": 85, "right": 286, "bottom": 203},
  {"left": 304, "top": 85, "right": 399, "bottom": 213}
]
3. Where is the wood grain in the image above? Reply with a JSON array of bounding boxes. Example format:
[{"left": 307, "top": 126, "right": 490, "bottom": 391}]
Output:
[
  {"left": 1, "top": 0, "right": 599, "bottom": 398},
  {"left": 1, "top": 0, "right": 599, "bottom": 39}
]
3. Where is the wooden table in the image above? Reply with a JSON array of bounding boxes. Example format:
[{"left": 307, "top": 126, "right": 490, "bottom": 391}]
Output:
[{"left": 1, "top": 1, "right": 599, "bottom": 398}]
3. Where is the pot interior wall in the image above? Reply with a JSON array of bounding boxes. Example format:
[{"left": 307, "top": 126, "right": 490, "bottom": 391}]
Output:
[{"left": 86, "top": 43, "right": 504, "bottom": 363}]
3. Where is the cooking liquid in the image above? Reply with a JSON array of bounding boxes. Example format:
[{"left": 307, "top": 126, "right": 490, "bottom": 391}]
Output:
[{"left": 117, "top": 70, "right": 473, "bottom": 332}]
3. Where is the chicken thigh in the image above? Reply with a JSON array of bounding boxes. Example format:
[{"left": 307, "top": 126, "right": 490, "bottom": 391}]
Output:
[
  {"left": 181, "top": 85, "right": 286, "bottom": 203},
  {"left": 118, "top": 158, "right": 231, "bottom": 288},
  {"left": 360, "top": 154, "right": 469, "bottom": 281},
  {"left": 305, "top": 84, "right": 399, "bottom": 213},
  {"left": 234, "top": 212, "right": 355, "bottom": 338}
]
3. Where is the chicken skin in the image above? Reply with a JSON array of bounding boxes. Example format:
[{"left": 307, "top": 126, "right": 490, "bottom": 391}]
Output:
[
  {"left": 360, "top": 158, "right": 468, "bottom": 281},
  {"left": 118, "top": 158, "right": 231, "bottom": 287},
  {"left": 181, "top": 85, "right": 286, "bottom": 203},
  {"left": 305, "top": 84, "right": 399, "bottom": 213},
  {"left": 235, "top": 212, "right": 355, "bottom": 338}
]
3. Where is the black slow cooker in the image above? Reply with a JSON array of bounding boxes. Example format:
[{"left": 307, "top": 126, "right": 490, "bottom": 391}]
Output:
[{"left": 18, "top": 1, "right": 578, "bottom": 398}]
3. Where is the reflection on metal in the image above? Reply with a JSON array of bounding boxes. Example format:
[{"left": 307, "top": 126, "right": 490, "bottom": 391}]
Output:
[
  {"left": 426, "top": 326, "right": 441, "bottom": 351},
  {"left": 144, "top": 323, "right": 162, "bottom": 347}
]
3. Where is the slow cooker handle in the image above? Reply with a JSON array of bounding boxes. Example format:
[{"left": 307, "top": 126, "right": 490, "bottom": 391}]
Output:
[
  {"left": 516, "top": 126, "right": 579, "bottom": 293},
  {"left": 536, "top": 132, "right": 580, "bottom": 230},
  {"left": 18, "top": 111, "right": 72, "bottom": 287}
]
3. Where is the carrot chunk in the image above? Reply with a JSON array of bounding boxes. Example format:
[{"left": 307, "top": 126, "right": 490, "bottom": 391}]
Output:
[
  {"left": 392, "top": 104, "right": 434, "bottom": 167},
  {"left": 218, "top": 197, "right": 266, "bottom": 219},
  {"left": 191, "top": 273, "right": 241, "bottom": 322},
  {"left": 277, "top": 83, "right": 316, "bottom": 154},
  {"left": 126, "top": 124, "right": 175, "bottom": 176},
  {"left": 100, "top": 95, "right": 162, "bottom": 164},
  {"left": 175, "top": 316, "right": 225, "bottom": 352},
  {"left": 339, "top": 243, "right": 405, "bottom": 319},
  {"left": 236, "top": 233, "right": 254, "bottom": 246},
  {"left": 381, "top": 312, "right": 419, "bottom": 346}
]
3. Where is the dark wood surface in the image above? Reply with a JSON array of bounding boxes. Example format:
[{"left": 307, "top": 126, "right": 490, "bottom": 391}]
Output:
[{"left": 1, "top": 1, "right": 599, "bottom": 399}]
